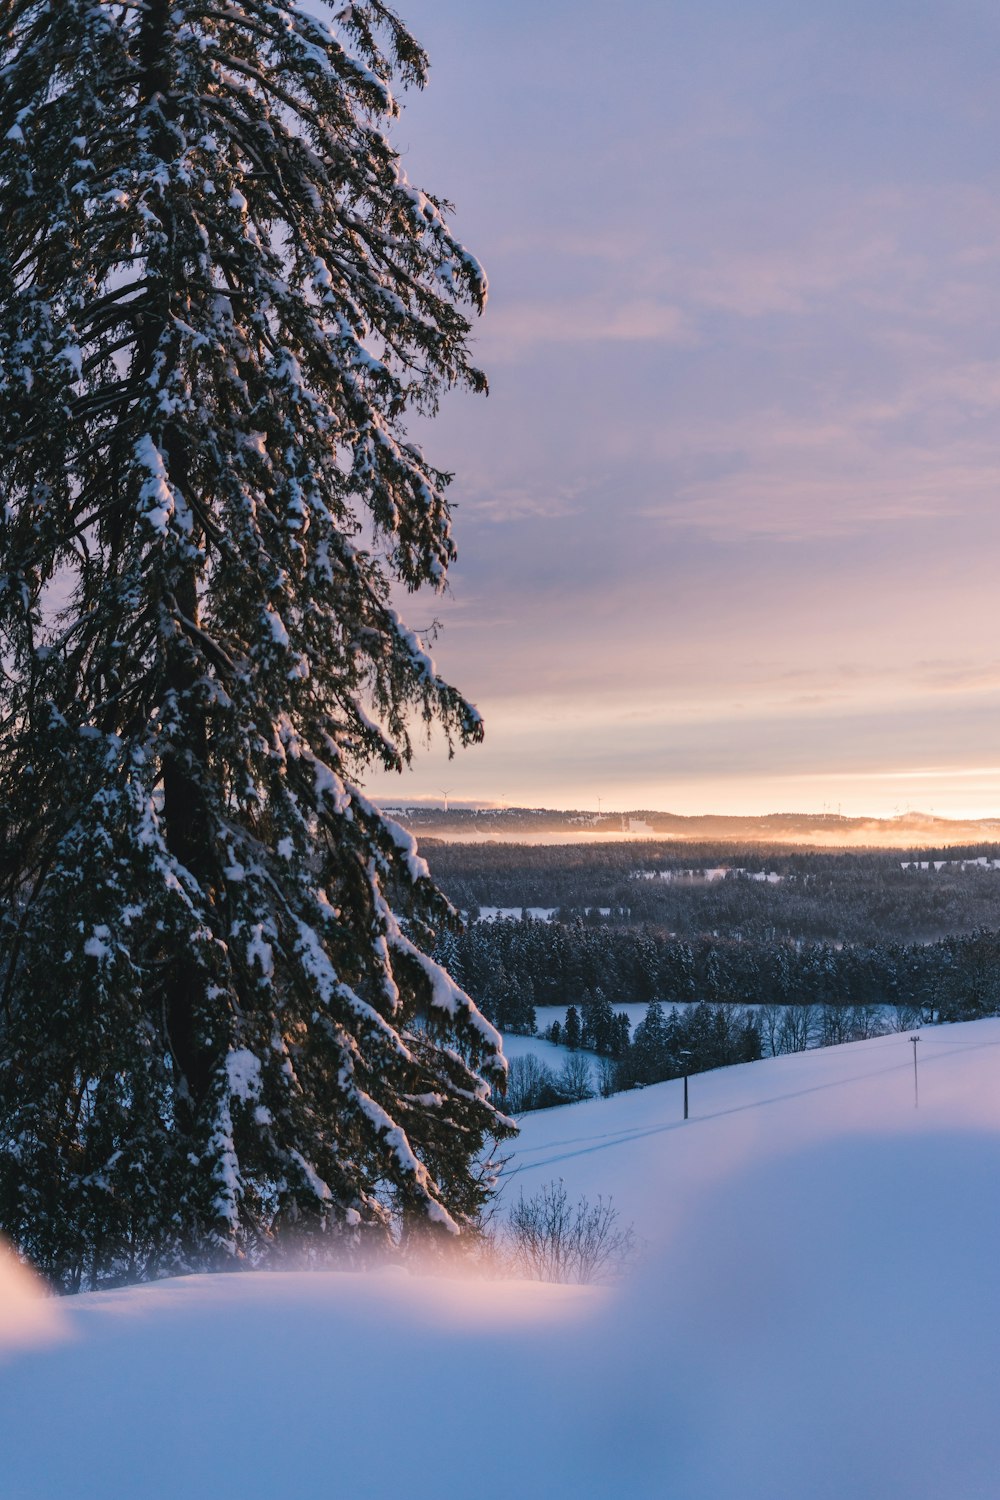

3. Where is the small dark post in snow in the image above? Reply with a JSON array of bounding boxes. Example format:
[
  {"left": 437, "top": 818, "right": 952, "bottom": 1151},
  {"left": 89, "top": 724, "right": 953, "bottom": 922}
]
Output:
[
  {"left": 679, "top": 1049, "right": 691, "bottom": 1120},
  {"left": 911, "top": 1035, "right": 920, "bottom": 1109}
]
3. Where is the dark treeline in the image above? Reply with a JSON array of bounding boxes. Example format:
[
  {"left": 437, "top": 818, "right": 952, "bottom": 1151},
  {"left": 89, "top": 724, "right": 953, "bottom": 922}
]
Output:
[
  {"left": 613, "top": 999, "right": 761, "bottom": 1084},
  {"left": 428, "top": 842, "right": 1000, "bottom": 1114},
  {"left": 424, "top": 841, "right": 1000, "bottom": 945},
  {"left": 435, "top": 915, "right": 1000, "bottom": 1037},
  {"left": 503, "top": 999, "right": 764, "bottom": 1113}
]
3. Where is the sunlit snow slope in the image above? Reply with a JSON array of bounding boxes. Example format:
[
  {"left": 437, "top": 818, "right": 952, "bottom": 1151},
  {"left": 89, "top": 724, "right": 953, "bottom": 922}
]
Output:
[{"left": 3, "top": 1021, "right": 1000, "bottom": 1500}]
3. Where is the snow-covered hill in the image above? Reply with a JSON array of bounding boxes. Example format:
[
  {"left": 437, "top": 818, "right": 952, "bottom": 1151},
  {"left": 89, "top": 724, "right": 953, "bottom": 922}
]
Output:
[{"left": 3, "top": 1022, "right": 1000, "bottom": 1499}]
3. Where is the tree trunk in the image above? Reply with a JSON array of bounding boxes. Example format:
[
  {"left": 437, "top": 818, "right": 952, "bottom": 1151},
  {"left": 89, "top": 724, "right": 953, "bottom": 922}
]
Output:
[
  {"left": 160, "top": 486, "right": 215, "bottom": 1119},
  {"left": 138, "top": 0, "right": 215, "bottom": 1119}
]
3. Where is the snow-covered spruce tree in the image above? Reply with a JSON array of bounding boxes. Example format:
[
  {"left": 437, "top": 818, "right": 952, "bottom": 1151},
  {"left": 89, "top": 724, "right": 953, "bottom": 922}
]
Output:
[{"left": 0, "top": 1, "right": 512, "bottom": 1290}]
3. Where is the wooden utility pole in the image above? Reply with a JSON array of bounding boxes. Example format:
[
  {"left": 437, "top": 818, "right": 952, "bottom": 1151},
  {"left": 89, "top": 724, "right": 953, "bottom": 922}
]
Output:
[{"left": 679, "top": 1048, "right": 692, "bottom": 1120}]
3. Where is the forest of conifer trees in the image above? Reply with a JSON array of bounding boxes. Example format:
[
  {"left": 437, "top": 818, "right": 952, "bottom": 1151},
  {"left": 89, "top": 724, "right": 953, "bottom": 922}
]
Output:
[{"left": 429, "top": 843, "right": 1000, "bottom": 1110}]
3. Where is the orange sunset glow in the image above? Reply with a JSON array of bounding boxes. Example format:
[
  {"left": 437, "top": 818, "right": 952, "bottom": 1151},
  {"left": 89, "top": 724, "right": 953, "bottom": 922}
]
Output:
[{"left": 362, "top": 1, "right": 1000, "bottom": 826}]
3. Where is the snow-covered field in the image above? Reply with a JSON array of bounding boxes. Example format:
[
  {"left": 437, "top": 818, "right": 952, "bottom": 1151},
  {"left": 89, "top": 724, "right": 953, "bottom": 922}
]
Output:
[
  {"left": 474, "top": 905, "right": 611, "bottom": 921},
  {"left": 632, "top": 865, "right": 783, "bottom": 882},
  {"left": 3, "top": 1022, "right": 1000, "bottom": 1498},
  {"left": 504, "top": 1003, "right": 645, "bottom": 1087},
  {"left": 529, "top": 998, "right": 897, "bottom": 1045},
  {"left": 534, "top": 999, "right": 651, "bottom": 1033},
  {"left": 476, "top": 904, "right": 559, "bottom": 921},
  {"left": 499, "top": 1027, "right": 601, "bottom": 1075}
]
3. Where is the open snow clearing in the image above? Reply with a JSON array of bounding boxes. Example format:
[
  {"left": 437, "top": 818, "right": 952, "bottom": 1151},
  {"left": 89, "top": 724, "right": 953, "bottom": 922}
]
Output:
[{"left": 2, "top": 1020, "right": 999, "bottom": 1499}]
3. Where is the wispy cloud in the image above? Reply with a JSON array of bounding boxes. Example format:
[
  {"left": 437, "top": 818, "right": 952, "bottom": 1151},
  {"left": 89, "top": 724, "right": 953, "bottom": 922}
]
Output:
[
  {"left": 386, "top": 0, "right": 1000, "bottom": 815},
  {"left": 455, "top": 482, "right": 580, "bottom": 524},
  {"left": 482, "top": 297, "right": 696, "bottom": 355},
  {"left": 651, "top": 465, "right": 972, "bottom": 541}
]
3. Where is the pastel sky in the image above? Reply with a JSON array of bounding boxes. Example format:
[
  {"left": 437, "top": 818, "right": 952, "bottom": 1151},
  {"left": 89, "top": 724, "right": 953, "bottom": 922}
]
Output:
[{"left": 360, "top": 0, "right": 1000, "bottom": 817}]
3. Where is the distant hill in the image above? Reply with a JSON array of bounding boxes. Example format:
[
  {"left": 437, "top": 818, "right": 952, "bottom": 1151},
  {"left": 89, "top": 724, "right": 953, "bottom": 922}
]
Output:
[{"left": 379, "top": 803, "right": 1000, "bottom": 849}]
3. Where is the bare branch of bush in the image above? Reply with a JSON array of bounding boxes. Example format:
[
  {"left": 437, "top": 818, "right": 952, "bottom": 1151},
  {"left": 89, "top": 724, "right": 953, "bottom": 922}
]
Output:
[
  {"left": 505, "top": 1053, "right": 595, "bottom": 1113},
  {"left": 505, "top": 1054, "right": 558, "bottom": 1113},
  {"left": 556, "top": 1052, "right": 595, "bottom": 1102},
  {"left": 501, "top": 1179, "right": 635, "bottom": 1283}
]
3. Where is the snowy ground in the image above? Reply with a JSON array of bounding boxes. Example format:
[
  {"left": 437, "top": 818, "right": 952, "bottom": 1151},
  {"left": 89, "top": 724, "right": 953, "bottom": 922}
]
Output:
[
  {"left": 502, "top": 1004, "right": 632, "bottom": 1087},
  {"left": 474, "top": 905, "right": 611, "bottom": 920},
  {"left": 527, "top": 999, "right": 897, "bottom": 1054},
  {"left": 534, "top": 999, "right": 651, "bottom": 1033},
  {"left": 3, "top": 1021, "right": 1000, "bottom": 1498},
  {"left": 517, "top": 999, "right": 880, "bottom": 1084},
  {"left": 475, "top": 904, "right": 559, "bottom": 921},
  {"left": 499, "top": 1027, "right": 601, "bottom": 1076}
]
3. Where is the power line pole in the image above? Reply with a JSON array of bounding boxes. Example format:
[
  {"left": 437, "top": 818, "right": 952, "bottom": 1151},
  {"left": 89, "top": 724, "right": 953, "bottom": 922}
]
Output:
[
  {"left": 910, "top": 1035, "right": 920, "bottom": 1109},
  {"left": 679, "top": 1050, "right": 691, "bottom": 1120}
]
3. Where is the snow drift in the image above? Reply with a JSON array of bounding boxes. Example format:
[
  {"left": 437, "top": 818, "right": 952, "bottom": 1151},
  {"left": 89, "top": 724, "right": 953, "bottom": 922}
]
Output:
[
  {"left": 0, "top": 1239, "right": 67, "bottom": 1358},
  {"left": 2, "top": 1022, "right": 999, "bottom": 1498}
]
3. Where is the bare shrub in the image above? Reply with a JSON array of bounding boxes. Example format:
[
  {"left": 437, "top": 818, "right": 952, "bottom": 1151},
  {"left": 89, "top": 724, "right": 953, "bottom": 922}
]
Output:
[
  {"left": 505, "top": 1054, "right": 560, "bottom": 1113},
  {"left": 891, "top": 1001, "right": 923, "bottom": 1032},
  {"left": 503, "top": 1179, "right": 635, "bottom": 1284},
  {"left": 757, "top": 1002, "right": 784, "bottom": 1057},
  {"left": 597, "top": 1056, "right": 619, "bottom": 1097},
  {"left": 778, "top": 1002, "right": 819, "bottom": 1053},
  {"left": 506, "top": 1052, "right": 596, "bottom": 1112},
  {"left": 556, "top": 1051, "right": 595, "bottom": 1102},
  {"left": 849, "top": 1002, "right": 889, "bottom": 1040}
]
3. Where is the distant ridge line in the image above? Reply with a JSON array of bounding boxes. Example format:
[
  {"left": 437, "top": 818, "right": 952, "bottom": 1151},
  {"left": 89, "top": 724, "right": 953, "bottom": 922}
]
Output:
[{"left": 377, "top": 803, "right": 1000, "bottom": 850}]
